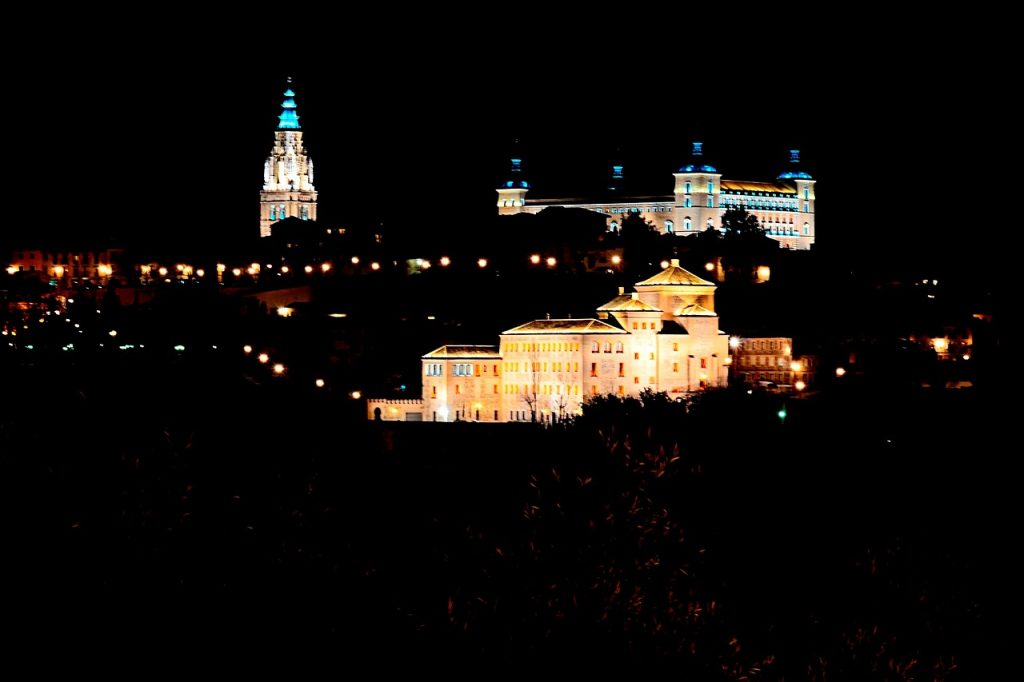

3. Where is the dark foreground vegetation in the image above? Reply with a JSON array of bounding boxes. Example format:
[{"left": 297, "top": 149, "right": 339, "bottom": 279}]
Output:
[{"left": 4, "top": 354, "right": 1010, "bottom": 676}]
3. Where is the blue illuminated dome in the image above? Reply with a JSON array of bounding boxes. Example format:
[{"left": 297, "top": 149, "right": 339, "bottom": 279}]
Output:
[
  {"left": 277, "top": 80, "right": 301, "bottom": 130},
  {"left": 677, "top": 141, "right": 717, "bottom": 173},
  {"left": 777, "top": 149, "right": 813, "bottom": 180}
]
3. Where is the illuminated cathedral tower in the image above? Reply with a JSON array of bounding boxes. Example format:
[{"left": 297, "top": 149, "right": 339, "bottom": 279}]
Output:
[{"left": 259, "top": 79, "right": 317, "bottom": 238}]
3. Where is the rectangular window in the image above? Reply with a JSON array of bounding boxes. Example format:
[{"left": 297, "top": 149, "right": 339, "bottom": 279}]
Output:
[
  {"left": 633, "top": 322, "right": 638, "bottom": 330},
  {"left": 617, "top": 386, "right": 625, "bottom": 396},
  {"left": 649, "top": 352, "right": 655, "bottom": 360},
  {"left": 455, "top": 385, "right": 461, "bottom": 395},
  {"left": 673, "top": 362, "right": 679, "bottom": 373},
  {"left": 591, "top": 362, "right": 598, "bottom": 377},
  {"left": 673, "top": 343, "right": 679, "bottom": 352},
  {"left": 634, "top": 377, "right": 639, "bottom": 384},
  {"left": 592, "top": 341, "right": 599, "bottom": 352},
  {"left": 701, "top": 358, "right": 707, "bottom": 369},
  {"left": 573, "top": 362, "right": 579, "bottom": 372},
  {"left": 618, "top": 363, "right": 624, "bottom": 377},
  {"left": 431, "top": 386, "right": 437, "bottom": 397},
  {"left": 591, "top": 385, "right": 598, "bottom": 396},
  {"left": 475, "top": 365, "right": 481, "bottom": 377},
  {"left": 634, "top": 352, "right": 640, "bottom": 360},
  {"left": 493, "top": 385, "right": 498, "bottom": 394},
  {"left": 493, "top": 364, "right": 498, "bottom": 375}
]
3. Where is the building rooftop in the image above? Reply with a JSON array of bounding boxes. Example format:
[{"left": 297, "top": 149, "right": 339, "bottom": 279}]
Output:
[
  {"left": 635, "top": 259, "right": 714, "bottom": 287},
  {"left": 678, "top": 303, "right": 717, "bottom": 317},
  {"left": 596, "top": 293, "right": 662, "bottom": 312},
  {"left": 502, "top": 319, "right": 628, "bottom": 335},
  {"left": 721, "top": 180, "right": 797, "bottom": 195},
  {"left": 423, "top": 345, "right": 501, "bottom": 359}
]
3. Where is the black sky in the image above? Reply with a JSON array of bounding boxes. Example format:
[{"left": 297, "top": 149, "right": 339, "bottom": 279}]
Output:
[{"left": 8, "top": 18, "right": 1012, "bottom": 277}]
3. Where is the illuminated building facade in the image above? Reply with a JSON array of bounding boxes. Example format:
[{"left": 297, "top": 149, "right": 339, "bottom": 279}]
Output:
[
  {"left": 368, "top": 259, "right": 731, "bottom": 422},
  {"left": 498, "top": 143, "right": 816, "bottom": 250},
  {"left": 5, "top": 248, "right": 121, "bottom": 283},
  {"left": 730, "top": 337, "right": 816, "bottom": 391},
  {"left": 259, "top": 79, "right": 317, "bottom": 238}
]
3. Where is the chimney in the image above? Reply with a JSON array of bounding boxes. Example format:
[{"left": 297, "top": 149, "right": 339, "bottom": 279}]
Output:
[
  {"left": 617, "top": 286, "right": 625, "bottom": 295},
  {"left": 670, "top": 258, "right": 680, "bottom": 268},
  {"left": 630, "top": 292, "right": 639, "bottom": 300},
  {"left": 545, "top": 312, "right": 551, "bottom": 320}
]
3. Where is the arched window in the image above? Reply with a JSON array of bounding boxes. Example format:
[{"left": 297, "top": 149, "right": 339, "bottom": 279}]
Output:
[
  {"left": 300, "top": 205, "right": 308, "bottom": 220},
  {"left": 684, "top": 197, "right": 692, "bottom": 208},
  {"left": 609, "top": 221, "right": 619, "bottom": 232},
  {"left": 684, "top": 217, "right": 692, "bottom": 231},
  {"left": 706, "top": 196, "right": 713, "bottom": 208},
  {"left": 615, "top": 341, "right": 623, "bottom": 353},
  {"left": 270, "top": 206, "right": 277, "bottom": 221},
  {"left": 707, "top": 218, "right": 714, "bottom": 229},
  {"left": 685, "top": 181, "right": 691, "bottom": 194},
  {"left": 665, "top": 220, "right": 674, "bottom": 234},
  {"left": 803, "top": 222, "right": 809, "bottom": 235}
]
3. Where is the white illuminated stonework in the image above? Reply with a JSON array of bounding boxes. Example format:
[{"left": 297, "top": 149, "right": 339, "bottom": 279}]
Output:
[
  {"left": 368, "top": 259, "right": 731, "bottom": 423},
  {"left": 259, "top": 80, "right": 317, "bottom": 238},
  {"left": 496, "top": 143, "right": 816, "bottom": 250}
]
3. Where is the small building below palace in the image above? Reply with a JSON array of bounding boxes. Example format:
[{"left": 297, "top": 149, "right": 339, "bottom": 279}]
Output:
[
  {"left": 730, "top": 337, "right": 817, "bottom": 392},
  {"left": 368, "top": 259, "right": 731, "bottom": 423}
]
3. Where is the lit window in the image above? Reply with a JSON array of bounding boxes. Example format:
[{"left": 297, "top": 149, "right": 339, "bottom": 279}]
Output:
[
  {"left": 615, "top": 342, "right": 623, "bottom": 353},
  {"left": 803, "top": 223, "right": 809, "bottom": 235},
  {"left": 665, "top": 220, "right": 674, "bottom": 233},
  {"left": 685, "top": 197, "right": 692, "bottom": 208},
  {"left": 685, "top": 181, "right": 691, "bottom": 194},
  {"left": 706, "top": 196, "right": 713, "bottom": 208},
  {"left": 673, "top": 362, "right": 679, "bottom": 372},
  {"left": 673, "top": 343, "right": 679, "bottom": 351},
  {"left": 591, "top": 341, "right": 599, "bottom": 352},
  {"left": 634, "top": 352, "right": 640, "bottom": 360},
  {"left": 633, "top": 322, "right": 638, "bottom": 330},
  {"left": 618, "top": 363, "right": 624, "bottom": 377},
  {"left": 590, "top": 363, "right": 598, "bottom": 377},
  {"left": 700, "top": 358, "right": 707, "bottom": 369},
  {"left": 649, "top": 352, "right": 655, "bottom": 360},
  {"left": 634, "top": 377, "right": 639, "bottom": 384},
  {"left": 684, "top": 217, "right": 692, "bottom": 231}
]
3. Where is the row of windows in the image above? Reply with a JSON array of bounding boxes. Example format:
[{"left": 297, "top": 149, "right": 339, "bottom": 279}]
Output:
[
  {"left": 681, "top": 181, "right": 716, "bottom": 194},
  {"left": 505, "top": 342, "right": 582, "bottom": 353},
  {"left": 268, "top": 204, "right": 312, "bottom": 221},
  {"left": 598, "top": 206, "right": 672, "bottom": 214}
]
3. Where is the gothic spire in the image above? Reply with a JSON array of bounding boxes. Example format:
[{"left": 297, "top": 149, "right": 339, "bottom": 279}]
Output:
[{"left": 277, "top": 77, "right": 301, "bottom": 130}]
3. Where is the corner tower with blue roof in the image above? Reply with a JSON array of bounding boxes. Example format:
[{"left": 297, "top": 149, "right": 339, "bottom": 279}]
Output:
[{"left": 259, "top": 78, "right": 318, "bottom": 238}]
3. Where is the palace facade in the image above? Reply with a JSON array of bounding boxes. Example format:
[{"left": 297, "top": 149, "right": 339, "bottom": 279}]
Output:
[
  {"left": 368, "top": 259, "right": 731, "bottom": 423},
  {"left": 497, "top": 143, "right": 816, "bottom": 250}
]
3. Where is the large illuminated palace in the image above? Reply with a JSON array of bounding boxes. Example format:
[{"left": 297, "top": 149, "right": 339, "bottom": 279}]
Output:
[
  {"left": 497, "top": 143, "right": 816, "bottom": 250},
  {"left": 368, "top": 259, "right": 730, "bottom": 423},
  {"left": 259, "top": 79, "right": 317, "bottom": 238}
]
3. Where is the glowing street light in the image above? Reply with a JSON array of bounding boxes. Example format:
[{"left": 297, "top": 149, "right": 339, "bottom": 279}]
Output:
[
  {"left": 315, "top": 378, "right": 325, "bottom": 388},
  {"left": 350, "top": 256, "right": 360, "bottom": 265},
  {"left": 530, "top": 254, "right": 541, "bottom": 265},
  {"left": 272, "top": 363, "right": 286, "bottom": 375},
  {"left": 659, "top": 260, "right": 670, "bottom": 269},
  {"left": 349, "top": 390, "right": 362, "bottom": 400},
  {"left": 729, "top": 336, "right": 741, "bottom": 349},
  {"left": 420, "top": 260, "right": 431, "bottom": 270},
  {"left": 276, "top": 307, "right": 294, "bottom": 318},
  {"left": 280, "top": 265, "right": 290, "bottom": 274},
  {"left": 477, "top": 258, "right": 488, "bottom": 268},
  {"left": 546, "top": 257, "right": 557, "bottom": 267},
  {"left": 610, "top": 255, "right": 621, "bottom": 265},
  {"left": 370, "top": 262, "right": 381, "bottom": 271},
  {"left": 704, "top": 262, "right": 715, "bottom": 272},
  {"left": 790, "top": 361, "right": 802, "bottom": 372},
  {"left": 257, "top": 353, "right": 270, "bottom": 364},
  {"left": 835, "top": 367, "right": 846, "bottom": 377},
  {"left": 54, "top": 265, "right": 65, "bottom": 278},
  {"left": 243, "top": 345, "right": 253, "bottom": 354},
  {"left": 304, "top": 265, "right": 313, "bottom": 274},
  {"left": 232, "top": 268, "right": 242, "bottom": 277},
  {"left": 108, "top": 330, "right": 117, "bottom": 337},
  {"left": 439, "top": 256, "right": 451, "bottom": 267},
  {"left": 321, "top": 262, "right": 332, "bottom": 273},
  {"left": 795, "top": 380, "right": 806, "bottom": 391},
  {"left": 195, "top": 268, "right": 205, "bottom": 278},
  {"left": 5, "top": 266, "right": 16, "bottom": 275}
]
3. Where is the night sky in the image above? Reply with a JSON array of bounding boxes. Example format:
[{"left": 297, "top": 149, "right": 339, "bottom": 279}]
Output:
[{"left": 11, "top": 22, "right": 1011, "bottom": 278}]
